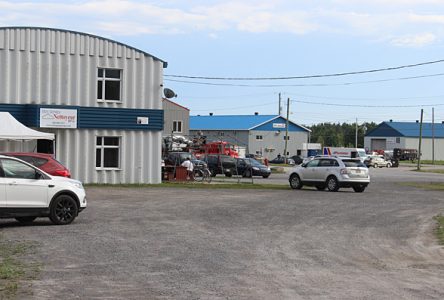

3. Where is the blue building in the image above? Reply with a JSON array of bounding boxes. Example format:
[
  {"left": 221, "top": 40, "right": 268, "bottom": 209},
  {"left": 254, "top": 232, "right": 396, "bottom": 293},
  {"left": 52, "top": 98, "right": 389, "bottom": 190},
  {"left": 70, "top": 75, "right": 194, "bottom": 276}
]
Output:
[
  {"left": 190, "top": 114, "right": 310, "bottom": 158},
  {"left": 364, "top": 121, "right": 444, "bottom": 160}
]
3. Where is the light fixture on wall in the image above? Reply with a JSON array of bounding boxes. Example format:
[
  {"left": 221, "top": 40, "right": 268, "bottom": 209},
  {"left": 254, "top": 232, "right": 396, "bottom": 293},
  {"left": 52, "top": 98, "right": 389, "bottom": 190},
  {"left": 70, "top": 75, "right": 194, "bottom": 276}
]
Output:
[{"left": 163, "top": 88, "right": 177, "bottom": 99}]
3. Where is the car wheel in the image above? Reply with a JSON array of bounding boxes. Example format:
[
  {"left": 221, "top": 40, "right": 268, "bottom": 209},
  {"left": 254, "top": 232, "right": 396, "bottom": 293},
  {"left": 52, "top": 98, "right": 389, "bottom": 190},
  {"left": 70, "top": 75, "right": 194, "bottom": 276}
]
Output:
[
  {"left": 386, "top": 163, "right": 391, "bottom": 168},
  {"left": 289, "top": 174, "right": 303, "bottom": 189},
  {"left": 15, "top": 216, "right": 37, "bottom": 224},
  {"left": 353, "top": 185, "right": 366, "bottom": 193},
  {"left": 262, "top": 174, "right": 270, "bottom": 178},
  {"left": 243, "top": 170, "right": 252, "bottom": 178},
  {"left": 210, "top": 169, "right": 217, "bottom": 177},
  {"left": 373, "top": 163, "right": 378, "bottom": 168},
  {"left": 49, "top": 195, "right": 79, "bottom": 225},
  {"left": 326, "top": 176, "right": 339, "bottom": 192},
  {"left": 315, "top": 185, "right": 325, "bottom": 191},
  {"left": 225, "top": 172, "right": 232, "bottom": 177}
]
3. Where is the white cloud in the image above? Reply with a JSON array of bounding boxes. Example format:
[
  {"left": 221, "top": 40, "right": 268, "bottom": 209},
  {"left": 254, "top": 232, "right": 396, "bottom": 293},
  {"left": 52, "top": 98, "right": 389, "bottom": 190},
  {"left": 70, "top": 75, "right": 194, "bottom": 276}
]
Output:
[
  {"left": 0, "top": 0, "right": 444, "bottom": 47},
  {"left": 391, "top": 32, "right": 437, "bottom": 47}
]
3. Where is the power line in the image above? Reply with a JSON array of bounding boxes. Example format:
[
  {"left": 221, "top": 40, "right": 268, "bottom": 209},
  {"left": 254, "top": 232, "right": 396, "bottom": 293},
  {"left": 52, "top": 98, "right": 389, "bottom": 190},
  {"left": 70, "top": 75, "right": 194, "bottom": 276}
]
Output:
[
  {"left": 292, "top": 100, "right": 444, "bottom": 108},
  {"left": 165, "top": 59, "right": 444, "bottom": 81},
  {"left": 165, "top": 72, "right": 444, "bottom": 87}
]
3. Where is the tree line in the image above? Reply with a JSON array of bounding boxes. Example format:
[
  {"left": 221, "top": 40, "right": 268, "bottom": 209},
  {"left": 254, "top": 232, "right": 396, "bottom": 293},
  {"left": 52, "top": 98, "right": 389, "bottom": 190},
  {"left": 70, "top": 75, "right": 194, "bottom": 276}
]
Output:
[{"left": 307, "top": 122, "right": 378, "bottom": 148}]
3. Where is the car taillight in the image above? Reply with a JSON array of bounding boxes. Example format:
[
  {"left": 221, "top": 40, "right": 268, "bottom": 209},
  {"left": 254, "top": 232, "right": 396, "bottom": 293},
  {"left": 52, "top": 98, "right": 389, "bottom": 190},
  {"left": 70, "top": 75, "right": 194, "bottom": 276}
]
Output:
[
  {"left": 54, "top": 169, "right": 71, "bottom": 178},
  {"left": 340, "top": 168, "right": 350, "bottom": 175}
]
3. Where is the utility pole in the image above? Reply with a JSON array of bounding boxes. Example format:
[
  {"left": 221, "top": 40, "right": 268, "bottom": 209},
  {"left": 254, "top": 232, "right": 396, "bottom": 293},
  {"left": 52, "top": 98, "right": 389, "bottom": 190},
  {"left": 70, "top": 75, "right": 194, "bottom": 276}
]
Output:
[
  {"left": 355, "top": 118, "right": 358, "bottom": 148},
  {"left": 432, "top": 107, "right": 435, "bottom": 164},
  {"left": 278, "top": 93, "right": 282, "bottom": 116},
  {"left": 417, "top": 109, "right": 423, "bottom": 170},
  {"left": 284, "top": 98, "right": 290, "bottom": 163}
]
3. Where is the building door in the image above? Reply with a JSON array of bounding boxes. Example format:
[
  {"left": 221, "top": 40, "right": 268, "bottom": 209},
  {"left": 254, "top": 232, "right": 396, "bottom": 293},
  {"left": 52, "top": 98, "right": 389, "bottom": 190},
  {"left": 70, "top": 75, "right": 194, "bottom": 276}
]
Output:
[{"left": 371, "top": 139, "right": 386, "bottom": 151}]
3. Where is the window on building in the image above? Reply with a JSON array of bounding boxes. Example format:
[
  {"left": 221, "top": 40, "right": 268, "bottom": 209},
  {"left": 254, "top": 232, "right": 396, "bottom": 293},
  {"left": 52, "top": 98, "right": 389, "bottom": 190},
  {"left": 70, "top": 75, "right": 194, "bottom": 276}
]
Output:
[
  {"left": 96, "top": 136, "right": 120, "bottom": 169},
  {"left": 284, "top": 136, "right": 290, "bottom": 140},
  {"left": 219, "top": 132, "right": 224, "bottom": 137},
  {"left": 97, "top": 68, "right": 122, "bottom": 102},
  {"left": 396, "top": 137, "right": 400, "bottom": 143},
  {"left": 256, "top": 135, "right": 263, "bottom": 140},
  {"left": 173, "top": 120, "right": 183, "bottom": 133}
]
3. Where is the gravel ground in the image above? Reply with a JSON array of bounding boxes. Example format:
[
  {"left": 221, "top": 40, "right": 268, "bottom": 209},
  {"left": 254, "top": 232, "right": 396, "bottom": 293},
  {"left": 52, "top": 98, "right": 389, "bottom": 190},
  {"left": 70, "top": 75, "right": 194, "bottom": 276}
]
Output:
[{"left": 1, "top": 168, "right": 444, "bottom": 299}]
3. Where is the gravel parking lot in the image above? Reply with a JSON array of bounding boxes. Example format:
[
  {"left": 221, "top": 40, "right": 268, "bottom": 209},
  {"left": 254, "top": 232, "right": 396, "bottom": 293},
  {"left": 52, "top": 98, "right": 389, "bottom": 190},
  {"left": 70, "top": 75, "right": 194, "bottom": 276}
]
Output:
[{"left": 1, "top": 167, "right": 444, "bottom": 299}]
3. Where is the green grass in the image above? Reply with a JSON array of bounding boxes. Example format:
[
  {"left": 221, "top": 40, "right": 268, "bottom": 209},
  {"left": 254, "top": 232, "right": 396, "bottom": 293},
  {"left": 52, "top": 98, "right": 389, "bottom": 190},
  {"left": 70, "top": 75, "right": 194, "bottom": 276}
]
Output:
[
  {"left": 414, "top": 169, "right": 444, "bottom": 174},
  {"left": 399, "top": 182, "right": 444, "bottom": 191},
  {"left": 0, "top": 237, "right": 40, "bottom": 299},
  {"left": 433, "top": 215, "right": 444, "bottom": 245},
  {"left": 400, "top": 160, "right": 444, "bottom": 165},
  {"left": 86, "top": 182, "right": 290, "bottom": 190}
]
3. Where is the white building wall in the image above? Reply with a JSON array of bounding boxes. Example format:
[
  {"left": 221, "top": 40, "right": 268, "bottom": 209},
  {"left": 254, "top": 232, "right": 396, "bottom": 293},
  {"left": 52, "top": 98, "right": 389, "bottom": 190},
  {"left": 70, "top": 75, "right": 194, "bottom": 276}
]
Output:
[
  {"left": 0, "top": 28, "right": 163, "bottom": 109},
  {"left": 249, "top": 130, "right": 308, "bottom": 159},
  {"left": 0, "top": 28, "right": 164, "bottom": 184},
  {"left": 404, "top": 137, "right": 444, "bottom": 161}
]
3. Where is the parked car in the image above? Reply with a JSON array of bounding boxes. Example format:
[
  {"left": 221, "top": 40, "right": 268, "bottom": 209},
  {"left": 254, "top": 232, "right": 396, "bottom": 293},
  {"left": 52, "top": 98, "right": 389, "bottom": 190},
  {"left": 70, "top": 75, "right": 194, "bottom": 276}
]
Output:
[
  {"left": 364, "top": 155, "right": 392, "bottom": 168},
  {"left": 163, "top": 152, "right": 207, "bottom": 170},
  {"left": 269, "top": 156, "right": 295, "bottom": 165},
  {"left": 200, "top": 154, "right": 237, "bottom": 177},
  {"left": 1, "top": 152, "right": 71, "bottom": 177},
  {"left": 288, "top": 157, "right": 370, "bottom": 192},
  {"left": 290, "top": 155, "right": 304, "bottom": 165},
  {"left": 236, "top": 158, "right": 271, "bottom": 178},
  {"left": 0, "top": 155, "right": 86, "bottom": 225}
]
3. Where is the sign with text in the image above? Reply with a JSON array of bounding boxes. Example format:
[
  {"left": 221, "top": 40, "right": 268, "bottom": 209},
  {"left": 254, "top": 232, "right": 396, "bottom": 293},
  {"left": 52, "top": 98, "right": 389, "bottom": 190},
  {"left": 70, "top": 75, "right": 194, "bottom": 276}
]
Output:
[
  {"left": 272, "top": 123, "right": 286, "bottom": 129},
  {"left": 40, "top": 108, "right": 78, "bottom": 129}
]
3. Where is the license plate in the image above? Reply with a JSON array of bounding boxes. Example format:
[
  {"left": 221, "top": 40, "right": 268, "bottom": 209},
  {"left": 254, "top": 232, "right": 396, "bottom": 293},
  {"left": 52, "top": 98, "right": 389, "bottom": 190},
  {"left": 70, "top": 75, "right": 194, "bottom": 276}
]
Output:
[{"left": 355, "top": 169, "right": 361, "bottom": 173}]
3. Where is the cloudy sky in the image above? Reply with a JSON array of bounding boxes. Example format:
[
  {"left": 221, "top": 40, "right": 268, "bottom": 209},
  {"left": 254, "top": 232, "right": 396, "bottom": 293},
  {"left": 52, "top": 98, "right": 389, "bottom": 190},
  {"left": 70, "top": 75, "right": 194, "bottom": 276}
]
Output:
[{"left": 1, "top": 0, "right": 444, "bottom": 125}]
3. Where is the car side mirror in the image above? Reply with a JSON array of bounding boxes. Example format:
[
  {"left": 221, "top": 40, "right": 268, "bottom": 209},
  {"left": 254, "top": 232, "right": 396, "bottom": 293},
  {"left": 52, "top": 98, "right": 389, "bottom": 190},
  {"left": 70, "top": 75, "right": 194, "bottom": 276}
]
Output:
[
  {"left": 301, "top": 163, "right": 307, "bottom": 168},
  {"left": 35, "top": 172, "right": 44, "bottom": 180}
]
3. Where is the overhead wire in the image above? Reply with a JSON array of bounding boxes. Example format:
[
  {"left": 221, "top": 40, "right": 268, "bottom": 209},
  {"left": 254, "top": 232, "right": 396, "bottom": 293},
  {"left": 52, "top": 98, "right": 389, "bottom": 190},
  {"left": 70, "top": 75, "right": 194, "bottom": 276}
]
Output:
[{"left": 165, "top": 59, "right": 444, "bottom": 80}]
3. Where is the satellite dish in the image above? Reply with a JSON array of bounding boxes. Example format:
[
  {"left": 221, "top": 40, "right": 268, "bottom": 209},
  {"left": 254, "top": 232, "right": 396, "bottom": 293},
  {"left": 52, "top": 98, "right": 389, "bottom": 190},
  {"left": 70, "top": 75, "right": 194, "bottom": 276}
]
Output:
[{"left": 163, "top": 88, "right": 177, "bottom": 99}]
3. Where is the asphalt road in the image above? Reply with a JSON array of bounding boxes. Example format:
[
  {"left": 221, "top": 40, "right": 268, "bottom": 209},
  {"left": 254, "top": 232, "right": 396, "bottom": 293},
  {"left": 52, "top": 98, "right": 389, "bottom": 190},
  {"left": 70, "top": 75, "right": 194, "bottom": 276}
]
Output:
[{"left": 1, "top": 167, "right": 444, "bottom": 299}]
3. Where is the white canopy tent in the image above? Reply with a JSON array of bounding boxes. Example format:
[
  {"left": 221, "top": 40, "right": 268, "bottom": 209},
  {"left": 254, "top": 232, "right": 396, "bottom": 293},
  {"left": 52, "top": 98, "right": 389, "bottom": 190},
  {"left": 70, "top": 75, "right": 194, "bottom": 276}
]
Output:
[{"left": 0, "top": 112, "right": 54, "bottom": 141}]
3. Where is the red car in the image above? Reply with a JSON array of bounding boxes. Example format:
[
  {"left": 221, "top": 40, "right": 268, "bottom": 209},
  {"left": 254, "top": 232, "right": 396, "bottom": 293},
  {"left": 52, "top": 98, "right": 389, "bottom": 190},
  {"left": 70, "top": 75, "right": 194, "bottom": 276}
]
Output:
[{"left": 1, "top": 152, "right": 71, "bottom": 178}]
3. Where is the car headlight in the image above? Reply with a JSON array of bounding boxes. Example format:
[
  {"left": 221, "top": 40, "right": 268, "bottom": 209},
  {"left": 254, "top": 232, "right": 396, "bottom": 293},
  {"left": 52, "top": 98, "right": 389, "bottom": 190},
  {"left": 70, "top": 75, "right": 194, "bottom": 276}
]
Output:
[
  {"left": 253, "top": 167, "right": 260, "bottom": 171},
  {"left": 72, "top": 181, "right": 84, "bottom": 189}
]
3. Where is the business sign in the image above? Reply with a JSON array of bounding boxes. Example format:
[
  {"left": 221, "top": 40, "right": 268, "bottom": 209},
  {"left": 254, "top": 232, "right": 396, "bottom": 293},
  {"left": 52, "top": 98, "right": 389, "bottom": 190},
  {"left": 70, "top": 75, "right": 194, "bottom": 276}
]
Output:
[
  {"left": 273, "top": 123, "right": 286, "bottom": 129},
  {"left": 40, "top": 108, "right": 78, "bottom": 129},
  {"left": 137, "top": 117, "right": 149, "bottom": 125}
]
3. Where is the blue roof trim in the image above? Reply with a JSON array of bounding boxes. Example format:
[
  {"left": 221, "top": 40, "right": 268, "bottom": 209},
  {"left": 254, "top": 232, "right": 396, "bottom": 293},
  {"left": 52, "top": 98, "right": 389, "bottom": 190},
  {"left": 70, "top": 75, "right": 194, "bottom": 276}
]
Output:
[
  {"left": 0, "top": 27, "right": 168, "bottom": 68},
  {"left": 251, "top": 116, "right": 310, "bottom": 132},
  {"left": 366, "top": 121, "right": 444, "bottom": 138},
  {"left": 0, "top": 104, "right": 163, "bottom": 131},
  {"left": 190, "top": 115, "right": 277, "bottom": 130}
]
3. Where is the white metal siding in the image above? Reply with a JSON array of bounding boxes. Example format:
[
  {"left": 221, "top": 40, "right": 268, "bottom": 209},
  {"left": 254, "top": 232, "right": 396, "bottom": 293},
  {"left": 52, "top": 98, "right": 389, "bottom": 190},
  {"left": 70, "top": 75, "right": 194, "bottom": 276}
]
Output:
[{"left": 0, "top": 28, "right": 163, "bottom": 109}]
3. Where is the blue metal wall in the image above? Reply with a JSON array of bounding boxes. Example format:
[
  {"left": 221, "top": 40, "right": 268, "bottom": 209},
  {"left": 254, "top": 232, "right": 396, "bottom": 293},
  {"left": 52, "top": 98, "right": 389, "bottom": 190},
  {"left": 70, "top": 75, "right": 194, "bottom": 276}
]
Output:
[{"left": 0, "top": 104, "right": 163, "bottom": 131}]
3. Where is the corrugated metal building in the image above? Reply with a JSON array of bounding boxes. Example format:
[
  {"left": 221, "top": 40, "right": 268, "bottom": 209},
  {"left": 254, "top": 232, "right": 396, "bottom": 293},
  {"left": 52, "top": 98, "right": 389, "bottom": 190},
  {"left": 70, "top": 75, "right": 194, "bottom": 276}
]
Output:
[
  {"left": 364, "top": 121, "right": 444, "bottom": 160},
  {"left": 189, "top": 114, "right": 310, "bottom": 158},
  {"left": 162, "top": 98, "right": 190, "bottom": 136},
  {"left": 0, "top": 27, "right": 166, "bottom": 184}
]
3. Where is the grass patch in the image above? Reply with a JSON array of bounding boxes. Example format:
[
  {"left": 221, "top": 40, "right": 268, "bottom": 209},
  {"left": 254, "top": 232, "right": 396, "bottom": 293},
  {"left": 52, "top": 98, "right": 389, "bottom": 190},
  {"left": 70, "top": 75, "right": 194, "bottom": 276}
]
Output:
[
  {"left": 86, "top": 182, "right": 290, "bottom": 190},
  {"left": 413, "top": 169, "right": 444, "bottom": 174},
  {"left": 400, "top": 160, "right": 444, "bottom": 166},
  {"left": 433, "top": 215, "right": 444, "bottom": 245},
  {"left": 399, "top": 182, "right": 444, "bottom": 191},
  {"left": 0, "top": 237, "right": 40, "bottom": 299}
]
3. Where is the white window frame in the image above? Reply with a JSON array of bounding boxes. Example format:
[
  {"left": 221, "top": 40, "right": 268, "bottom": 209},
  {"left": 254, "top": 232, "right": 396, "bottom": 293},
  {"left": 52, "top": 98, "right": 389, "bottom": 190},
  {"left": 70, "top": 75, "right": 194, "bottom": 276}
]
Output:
[
  {"left": 95, "top": 136, "right": 121, "bottom": 170},
  {"left": 97, "top": 68, "right": 122, "bottom": 103},
  {"left": 172, "top": 120, "right": 183, "bottom": 133}
]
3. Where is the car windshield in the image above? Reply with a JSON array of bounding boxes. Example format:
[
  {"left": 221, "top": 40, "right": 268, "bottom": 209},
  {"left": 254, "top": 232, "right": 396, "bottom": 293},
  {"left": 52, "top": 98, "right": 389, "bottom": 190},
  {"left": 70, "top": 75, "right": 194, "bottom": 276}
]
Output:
[
  {"left": 244, "top": 158, "right": 263, "bottom": 167},
  {"left": 342, "top": 159, "right": 366, "bottom": 168}
]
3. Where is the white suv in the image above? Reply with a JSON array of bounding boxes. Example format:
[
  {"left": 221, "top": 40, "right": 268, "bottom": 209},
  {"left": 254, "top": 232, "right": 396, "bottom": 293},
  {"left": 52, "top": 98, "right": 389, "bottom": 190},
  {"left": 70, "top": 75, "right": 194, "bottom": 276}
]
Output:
[
  {"left": 0, "top": 155, "right": 86, "bottom": 225},
  {"left": 288, "top": 157, "right": 370, "bottom": 192}
]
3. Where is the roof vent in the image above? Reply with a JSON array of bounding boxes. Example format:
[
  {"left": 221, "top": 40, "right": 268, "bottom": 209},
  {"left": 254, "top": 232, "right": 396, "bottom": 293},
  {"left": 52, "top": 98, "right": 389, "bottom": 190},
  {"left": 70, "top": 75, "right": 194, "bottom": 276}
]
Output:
[
  {"left": 416, "top": 120, "right": 419, "bottom": 123},
  {"left": 442, "top": 121, "right": 444, "bottom": 124},
  {"left": 389, "top": 119, "right": 393, "bottom": 122},
  {"left": 209, "top": 113, "right": 213, "bottom": 116},
  {"left": 254, "top": 112, "right": 259, "bottom": 115}
]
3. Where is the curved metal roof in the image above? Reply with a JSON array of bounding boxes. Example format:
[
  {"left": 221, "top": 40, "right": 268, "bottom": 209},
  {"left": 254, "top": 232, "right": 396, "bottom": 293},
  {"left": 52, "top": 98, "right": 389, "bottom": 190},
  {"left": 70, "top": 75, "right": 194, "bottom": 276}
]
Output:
[{"left": 0, "top": 26, "right": 167, "bottom": 68}]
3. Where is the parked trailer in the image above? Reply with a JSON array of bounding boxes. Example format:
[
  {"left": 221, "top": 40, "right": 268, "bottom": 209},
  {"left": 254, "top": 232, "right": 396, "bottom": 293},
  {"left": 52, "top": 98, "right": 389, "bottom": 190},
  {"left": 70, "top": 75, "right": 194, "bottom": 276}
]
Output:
[{"left": 323, "top": 147, "right": 367, "bottom": 162}]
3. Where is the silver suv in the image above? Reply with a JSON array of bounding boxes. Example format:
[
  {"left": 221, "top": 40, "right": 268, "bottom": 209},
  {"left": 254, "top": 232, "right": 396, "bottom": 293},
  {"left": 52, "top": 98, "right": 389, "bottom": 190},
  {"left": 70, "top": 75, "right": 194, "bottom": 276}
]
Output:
[{"left": 288, "top": 157, "right": 370, "bottom": 192}]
